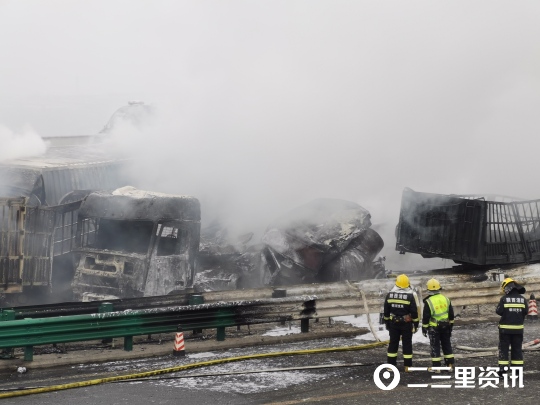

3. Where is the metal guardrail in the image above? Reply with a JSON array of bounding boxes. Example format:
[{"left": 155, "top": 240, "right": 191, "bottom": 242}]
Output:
[
  {"left": 2, "top": 293, "right": 193, "bottom": 319},
  {"left": 7, "top": 271, "right": 539, "bottom": 320},
  {"left": 2, "top": 266, "right": 540, "bottom": 362},
  {"left": 0, "top": 297, "right": 316, "bottom": 361}
]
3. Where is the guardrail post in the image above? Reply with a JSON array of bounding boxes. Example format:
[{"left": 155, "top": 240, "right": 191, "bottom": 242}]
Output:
[
  {"left": 189, "top": 294, "right": 204, "bottom": 334},
  {"left": 24, "top": 346, "right": 33, "bottom": 361},
  {"left": 99, "top": 302, "right": 114, "bottom": 344},
  {"left": 123, "top": 336, "right": 133, "bottom": 352},
  {"left": 272, "top": 289, "right": 287, "bottom": 325},
  {"left": 301, "top": 299, "right": 316, "bottom": 333},
  {"left": 217, "top": 326, "right": 226, "bottom": 341},
  {"left": 301, "top": 318, "right": 310, "bottom": 333},
  {"left": 0, "top": 310, "right": 16, "bottom": 359}
]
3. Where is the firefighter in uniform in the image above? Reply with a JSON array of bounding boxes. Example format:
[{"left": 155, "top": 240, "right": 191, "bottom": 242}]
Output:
[
  {"left": 422, "top": 278, "right": 455, "bottom": 372},
  {"left": 383, "top": 274, "right": 419, "bottom": 371},
  {"left": 496, "top": 278, "right": 528, "bottom": 373}
]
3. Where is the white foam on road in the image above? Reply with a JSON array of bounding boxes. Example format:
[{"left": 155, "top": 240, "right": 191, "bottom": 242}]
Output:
[
  {"left": 262, "top": 325, "right": 302, "bottom": 336},
  {"left": 333, "top": 314, "right": 430, "bottom": 344}
]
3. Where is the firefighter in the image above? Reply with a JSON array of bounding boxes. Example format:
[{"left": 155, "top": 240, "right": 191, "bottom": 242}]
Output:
[
  {"left": 496, "top": 277, "right": 528, "bottom": 373},
  {"left": 383, "top": 274, "right": 419, "bottom": 371},
  {"left": 422, "top": 278, "right": 455, "bottom": 372}
]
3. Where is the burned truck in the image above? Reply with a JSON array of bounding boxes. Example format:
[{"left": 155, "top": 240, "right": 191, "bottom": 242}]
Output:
[
  {"left": 260, "top": 199, "right": 386, "bottom": 284},
  {"left": 71, "top": 187, "right": 201, "bottom": 301},
  {"left": 0, "top": 144, "right": 127, "bottom": 305},
  {"left": 194, "top": 199, "right": 387, "bottom": 291},
  {"left": 395, "top": 188, "right": 540, "bottom": 267}
]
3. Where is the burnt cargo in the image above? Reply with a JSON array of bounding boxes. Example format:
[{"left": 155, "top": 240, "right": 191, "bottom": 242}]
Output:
[
  {"left": 395, "top": 188, "right": 540, "bottom": 266},
  {"left": 0, "top": 145, "right": 127, "bottom": 304}
]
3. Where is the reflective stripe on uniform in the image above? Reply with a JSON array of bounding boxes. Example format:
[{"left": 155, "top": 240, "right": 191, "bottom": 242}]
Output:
[
  {"left": 498, "top": 360, "right": 510, "bottom": 365},
  {"left": 504, "top": 304, "right": 526, "bottom": 308},
  {"left": 511, "top": 360, "right": 524, "bottom": 365},
  {"left": 387, "top": 352, "right": 398, "bottom": 357},
  {"left": 499, "top": 324, "right": 524, "bottom": 329},
  {"left": 387, "top": 299, "right": 411, "bottom": 305},
  {"left": 412, "top": 317, "right": 419, "bottom": 322},
  {"left": 383, "top": 316, "right": 390, "bottom": 321},
  {"left": 403, "top": 354, "right": 413, "bottom": 359},
  {"left": 444, "top": 354, "right": 454, "bottom": 359},
  {"left": 431, "top": 357, "right": 441, "bottom": 362}
]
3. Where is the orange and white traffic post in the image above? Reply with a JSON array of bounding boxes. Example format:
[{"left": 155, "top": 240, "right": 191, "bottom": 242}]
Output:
[
  {"left": 528, "top": 294, "right": 538, "bottom": 321},
  {"left": 173, "top": 326, "right": 186, "bottom": 356}
]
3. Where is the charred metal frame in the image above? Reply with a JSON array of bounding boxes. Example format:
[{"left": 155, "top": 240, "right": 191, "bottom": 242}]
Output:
[
  {"left": 0, "top": 198, "right": 83, "bottom": 295},
  {"left": 71, "top": 190, "right": 201, "bottom": 300},
  {"left": 396, "top": 188, "right": 540, "bottom": 266}
]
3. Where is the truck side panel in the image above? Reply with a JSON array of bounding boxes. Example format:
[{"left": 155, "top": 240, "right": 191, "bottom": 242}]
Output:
[
  {"left": 396, "top": 188, "right": 540, "bottom": 267},
  {"left": 0, "top": 198, "right": 25, "bottom": 293}
]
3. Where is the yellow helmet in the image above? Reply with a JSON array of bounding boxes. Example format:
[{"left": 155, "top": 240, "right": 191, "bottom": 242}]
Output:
[
  {"left": 501, "top": 277, "right": 514, "bottom": 292},
  {"left": 396, "top": 274, "right": 410, "bottom": 288},
  {"left": 427, "top": 278, "right": 441, "bottom": 291}
]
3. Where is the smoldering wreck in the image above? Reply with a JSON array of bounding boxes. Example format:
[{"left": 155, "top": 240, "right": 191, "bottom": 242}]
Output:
[
  {"left": 6, "top": 101, "right": 540, "bottom": 304},
  {"left": 71, "top": 186, "right": 201, "bottom": 301},
  {"left": 194, "top": 198, "right": 387, "bottom": 292},
  {"left": 396, "top": 188, "right": 540, "bottom": 268},
  {"left": 0, "top": 145, "right": 388, "bottom": 303}
]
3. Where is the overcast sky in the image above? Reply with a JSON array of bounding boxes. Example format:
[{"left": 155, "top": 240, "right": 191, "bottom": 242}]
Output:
[{"left": 1, "top": 1, "right": 540, "bottom": 270}]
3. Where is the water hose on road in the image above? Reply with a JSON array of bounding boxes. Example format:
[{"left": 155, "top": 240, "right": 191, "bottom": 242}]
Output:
[
  {"left": 346, "top": 281, "right": 382, "bottom": 342},
  {"left": 455, "top": 338, "right": 540, "bottom": 353},
  {"left": 0, "top": 340, "right": 388, "bottom": 399}
]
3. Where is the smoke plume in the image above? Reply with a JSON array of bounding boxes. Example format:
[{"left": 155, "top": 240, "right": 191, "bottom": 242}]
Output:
[{"left": 0, "top": 124, "right": 47, "bottom": 162}]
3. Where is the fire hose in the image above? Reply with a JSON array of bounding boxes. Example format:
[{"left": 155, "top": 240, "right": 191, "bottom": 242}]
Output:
[
  {"left": 346, "top": 281, "right": 382, "bottom": 342},
  {"left": 0, "top": 340, "right": 388, "bottom": 399},
  {"left": 455, "top": 338, "right": 540, "bottom": 352}
]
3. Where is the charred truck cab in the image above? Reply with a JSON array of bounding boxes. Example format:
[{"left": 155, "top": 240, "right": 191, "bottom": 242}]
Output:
[{"left": 72, "top": 187, "right": 201, "bottom": 301}]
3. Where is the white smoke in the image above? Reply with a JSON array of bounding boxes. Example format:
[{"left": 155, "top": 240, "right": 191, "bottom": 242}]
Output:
[
  {"left": 2, "top": 1, "right": 540, "bottom": 272},
  {"left": 0, "top": 124, "right": 47, "bottom": 162}
]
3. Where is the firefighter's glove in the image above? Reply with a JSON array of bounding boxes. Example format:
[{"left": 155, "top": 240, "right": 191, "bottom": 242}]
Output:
[{"left": 422, "top": 328, "right": 427, "bottom": 337}]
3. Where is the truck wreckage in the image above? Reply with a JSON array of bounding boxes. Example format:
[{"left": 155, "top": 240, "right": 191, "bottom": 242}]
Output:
[
  {"left": 0, "top": 165, "right": 387, "bottom": 303},
  {"left": 0, "top": 99, "right": 387, "bottom": 304},
  {"left": 10, "top": 101, "right": 536, "bottom": 303},
  {"left": 195, "top": 199, "right": 387, "bottom": 292},
  {"left": 72, "top": 187, "right": 201, "bottom": 301},
  {"left": 396, "top": 188, "right": 540, "bottom": 268},
  {"left": 0, "top": 144, "right": 127, "bottom": 305},
  {"left": 5, "top": 145, "right": 540, "bottom": 304}
]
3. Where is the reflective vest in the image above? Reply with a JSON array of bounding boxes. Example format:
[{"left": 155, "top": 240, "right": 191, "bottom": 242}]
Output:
[{"left": 426, "top": 294, "right": 450, "bottom": 327}]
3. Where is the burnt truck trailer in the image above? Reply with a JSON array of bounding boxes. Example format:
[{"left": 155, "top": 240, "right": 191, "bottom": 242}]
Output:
[
  {"left": 71, "top": 187, "right": 201, "bottom": 301},
  {"left": 395, "top": 188, "right": 540, "bottom": 267},
  {"left": 0, "top": 145, "right": 127, "bottom": 305}
]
